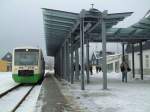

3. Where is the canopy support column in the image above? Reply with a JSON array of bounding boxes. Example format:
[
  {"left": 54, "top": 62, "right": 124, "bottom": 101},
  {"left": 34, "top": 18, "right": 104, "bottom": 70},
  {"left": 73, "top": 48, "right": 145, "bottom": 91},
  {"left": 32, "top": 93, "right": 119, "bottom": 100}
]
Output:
[
  {"left": 80, "top": 10, "right": 85, "bottom": 90},
  {"left": 139, "top": 41, "right": 143, "bottom": 80},
  {"left": 75, "top": 48, "right": 79, "bottom": 81},
  {"left": 122, "top": 43, "right": 125, "bottom": 61},
  {"left": 70, "top": 35, "right": 74, "bottom": 84},
  {"left": 64, "top": 42, "right": 67, "bottom": 80},
  {"left": 86, "top": 39, "right": 90, "bottom": 84},
  {"left": 131, "top": 43, "right": 135, "bottom": 78},
  {"left": 101, "top": 11, "right": 107, "bottom": 90},
  {"left": 60, "top": 48, "right": 63, "bottom": 79},
  {"left": 66, "top": 40, "right": 70, "bottom": 82}
]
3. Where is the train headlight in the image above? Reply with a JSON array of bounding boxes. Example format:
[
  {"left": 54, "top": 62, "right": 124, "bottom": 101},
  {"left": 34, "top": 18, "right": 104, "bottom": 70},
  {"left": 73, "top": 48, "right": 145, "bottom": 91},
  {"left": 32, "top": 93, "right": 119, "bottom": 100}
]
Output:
[
  {"left": 34, "top": 67, "right": 38, "bottom": 70},
  {"left": 26, "top": 49, "right": 28, "bottom": 52}
]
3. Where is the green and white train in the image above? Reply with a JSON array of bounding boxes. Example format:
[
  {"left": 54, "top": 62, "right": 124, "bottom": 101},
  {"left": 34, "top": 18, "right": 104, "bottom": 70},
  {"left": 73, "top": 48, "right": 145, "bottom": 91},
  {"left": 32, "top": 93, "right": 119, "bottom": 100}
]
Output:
[{"left": 12, "top": 47, "right": 45, "bottom": 84}]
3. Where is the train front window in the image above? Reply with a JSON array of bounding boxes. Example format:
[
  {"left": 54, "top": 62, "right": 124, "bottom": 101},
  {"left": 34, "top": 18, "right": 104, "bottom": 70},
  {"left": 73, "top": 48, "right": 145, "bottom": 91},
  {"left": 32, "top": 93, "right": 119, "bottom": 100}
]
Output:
[{"left": 14, "top": 49, "right": 39, "bottom": 66}]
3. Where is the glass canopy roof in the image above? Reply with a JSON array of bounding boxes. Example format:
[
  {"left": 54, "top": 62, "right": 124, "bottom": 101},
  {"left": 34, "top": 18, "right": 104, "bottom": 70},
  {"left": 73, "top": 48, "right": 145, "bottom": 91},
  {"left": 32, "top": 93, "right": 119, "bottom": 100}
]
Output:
[{"left": 42, "top": 8, "right": 150, "bottom": 56}]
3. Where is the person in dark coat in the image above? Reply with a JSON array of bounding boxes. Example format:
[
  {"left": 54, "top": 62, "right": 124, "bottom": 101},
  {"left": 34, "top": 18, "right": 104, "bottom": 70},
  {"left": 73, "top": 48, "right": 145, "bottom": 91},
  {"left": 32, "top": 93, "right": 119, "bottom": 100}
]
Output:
[
  {"left": 79, "top": 64, "right": 81, "bottom": 71},
  {"left": 98, "top": 66, "right": 101, "bottom": 72},
  {"left": 96, "top": 65, "right": 99, "bottom": 73},
  {"left": 89, "top": 65, "right": 93, "bottom": 75},
  {"left": 120, "top": 61, "right": 129, "bottom": 83}
]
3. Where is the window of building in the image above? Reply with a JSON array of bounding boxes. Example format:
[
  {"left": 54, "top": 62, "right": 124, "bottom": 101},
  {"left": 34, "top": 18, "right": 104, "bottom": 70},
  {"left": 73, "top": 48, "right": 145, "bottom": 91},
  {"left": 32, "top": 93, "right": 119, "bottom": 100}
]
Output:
[
  {"left": 107, "top": 63, "right": 113, "bottom": 72},
  {"left": 145, "top": 55, "right": 149, "bottom": 68},
  {"left": 115, "top": 61, "right": 119, "bottom": 73}
]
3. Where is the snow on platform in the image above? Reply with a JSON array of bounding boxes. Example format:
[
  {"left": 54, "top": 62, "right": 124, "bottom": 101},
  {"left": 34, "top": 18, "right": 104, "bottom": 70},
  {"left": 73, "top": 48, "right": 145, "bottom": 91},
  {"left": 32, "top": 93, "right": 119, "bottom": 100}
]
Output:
[{"left": 61, "top": 71, "right": 150, "bottom": 112}]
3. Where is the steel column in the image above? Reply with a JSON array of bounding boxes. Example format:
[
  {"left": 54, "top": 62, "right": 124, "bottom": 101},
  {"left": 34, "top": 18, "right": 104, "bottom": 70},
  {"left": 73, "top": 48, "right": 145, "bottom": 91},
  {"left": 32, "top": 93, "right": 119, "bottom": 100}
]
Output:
[
  {"left": 54, "top": 57, "right": 56, "bottom": 75},
  {"left": 62, "top": 47, "right": 65, "bottom": 79},
  {"left": 75, "top": 48, "right": 79, "bottom": 80},
  {"left": 131, "top": 43, "right": 135, "bottom": 78},
  {"left": 101, "top": 11, "right": 107, "bottom": 90},
  {"left": 70, "top": 34, "right": 74, "bottom": 84},
  {"left": 80, "top": 10, "right": 85, "bottom": 90},
  {"left": 86, "top": 40, "right": 90, "bottom": 84},
  {"left": 70, "top": 45, "right": 74, "bottom": 84},
  {"left": 122, "top": 43, "right": 125, "bottom": 61},
  {"left": 60, "top": 48, "right": 63, "bottom": 79},
  {"left": 64, "top": 43, "right": 67, "bottom": 80},
  {"left": 139, "top": 41, "right": 143, "bottom": 80},
  {"left": 66, "top": 40, "right": 70, "bottom": 82}
]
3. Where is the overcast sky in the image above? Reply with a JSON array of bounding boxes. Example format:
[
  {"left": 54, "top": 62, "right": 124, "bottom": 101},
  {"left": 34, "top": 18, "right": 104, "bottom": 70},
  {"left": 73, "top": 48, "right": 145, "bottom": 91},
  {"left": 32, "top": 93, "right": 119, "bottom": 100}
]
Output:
[{"left": 0, "top": 0, "right": 149, "bottom": 58}]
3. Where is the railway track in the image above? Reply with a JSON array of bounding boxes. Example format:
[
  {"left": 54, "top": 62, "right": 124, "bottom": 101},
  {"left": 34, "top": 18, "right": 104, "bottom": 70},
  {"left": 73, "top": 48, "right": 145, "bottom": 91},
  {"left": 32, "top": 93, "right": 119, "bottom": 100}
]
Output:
[
  {"left": 0, "top": 84, "right": 22, "bottom": 98},
  {"left": 11, "top": 85, "right": 35, "bottom": 112},
  {"left": 0, "top": 85, "right": 36, "bottom": 112}
]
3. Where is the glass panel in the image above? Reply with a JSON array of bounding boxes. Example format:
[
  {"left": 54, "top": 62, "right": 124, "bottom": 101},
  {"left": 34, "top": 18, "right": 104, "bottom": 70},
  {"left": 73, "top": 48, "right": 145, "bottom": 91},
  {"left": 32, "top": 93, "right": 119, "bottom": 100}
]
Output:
[
  {"left": 14, "top": 49, "right": 39, "bottom": 66},
  {"left": 145, "top": 55, "right": 149, "bottom": 68}
]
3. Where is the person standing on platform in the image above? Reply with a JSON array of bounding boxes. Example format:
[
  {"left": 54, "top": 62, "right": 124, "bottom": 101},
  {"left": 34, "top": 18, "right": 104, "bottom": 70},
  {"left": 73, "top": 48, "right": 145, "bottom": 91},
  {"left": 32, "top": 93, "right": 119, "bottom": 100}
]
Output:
[
  {"left": 120, "top": 61, "right": 129, "bottom": 83},
  {"left": 89, "top": 65, "right": 93, "bottom": 75}
]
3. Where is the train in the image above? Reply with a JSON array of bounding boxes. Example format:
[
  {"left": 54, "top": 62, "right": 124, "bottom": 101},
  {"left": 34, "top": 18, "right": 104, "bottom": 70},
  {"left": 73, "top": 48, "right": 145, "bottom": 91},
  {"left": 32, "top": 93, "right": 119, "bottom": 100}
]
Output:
[{"left": 12, "top": 47, "right": 45, "bottom": 84}]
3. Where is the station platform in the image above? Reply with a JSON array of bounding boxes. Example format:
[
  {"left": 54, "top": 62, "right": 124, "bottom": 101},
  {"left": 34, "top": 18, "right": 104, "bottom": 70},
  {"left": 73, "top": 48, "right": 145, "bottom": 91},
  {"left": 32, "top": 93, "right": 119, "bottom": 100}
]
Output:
[{"left": 35, "top": 73, "right": 83, "bottom": 112}]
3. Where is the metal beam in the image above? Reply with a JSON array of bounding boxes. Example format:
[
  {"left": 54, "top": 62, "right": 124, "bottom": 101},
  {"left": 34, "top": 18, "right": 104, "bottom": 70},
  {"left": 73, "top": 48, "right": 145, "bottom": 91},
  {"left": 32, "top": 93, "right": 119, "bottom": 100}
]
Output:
[
  {"left": 139, "top": 22, "right": 150, "bottom": 27},
  {"left": 106, "top": 12, "right": 133, "bottom": 19},
  {"left": 44, "top": 18, "right": 75, "bottom": 26},
  {"left": 45, "top": 23, "right": 72, "bottom": 29},
  {"left": 71, "top": 20, "right": 80, "bottom": 33},
  {"left": 43, "top": 8, "right": 78, "bottom": 17},
  {"left": 128, "top": 29, "right": 137, "bottom": 35},
  {"left": 133, "top": 25, "right": 150, "bottom": 30},
  {"left": 87, "top": 21, "right": 100, "bottom": 33},
  {"left": 113, "top": 28, "right": 122, "bottom": 36},
  {"left": 46, "top": 26, "right": 70, "bottom": 32},
  {"left": 43, "top": 13, "right": 77, "bottom": 21}
]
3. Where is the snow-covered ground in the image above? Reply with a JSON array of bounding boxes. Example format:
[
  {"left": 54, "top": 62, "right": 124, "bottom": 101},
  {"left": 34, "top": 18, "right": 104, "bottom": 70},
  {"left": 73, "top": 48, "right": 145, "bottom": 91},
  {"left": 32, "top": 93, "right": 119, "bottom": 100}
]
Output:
[
  {"left": 61, "top": 71, "right": 150, "bottom": 112},
  {"left": 0, "top": 72, "right": 19, "bottom": 94},
  {"left": 0, "top": 72, "right": 42, "bottom": 112},
  {"left": 1, "top": 71, "right": 150, "bottom": 112},
  {"left": 16, "top": 85, "right": 42, "bottom": 112},
  {"left": 0, "top": 86, "right": 32, "bottom": 112}
]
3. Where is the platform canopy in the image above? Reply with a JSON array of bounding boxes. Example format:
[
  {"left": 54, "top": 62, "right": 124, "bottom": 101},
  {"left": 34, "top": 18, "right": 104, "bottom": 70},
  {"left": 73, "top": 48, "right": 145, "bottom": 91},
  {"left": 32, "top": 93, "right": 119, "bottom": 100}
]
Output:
[
  {"left": 42, "top": 8, "right": 150, "bottom": 56},
  {"left": 104, "top": 14, "right": 150, "bottom": 42},
  {"left": 43, "top": 8, "right": 78, "bottom": 56}
]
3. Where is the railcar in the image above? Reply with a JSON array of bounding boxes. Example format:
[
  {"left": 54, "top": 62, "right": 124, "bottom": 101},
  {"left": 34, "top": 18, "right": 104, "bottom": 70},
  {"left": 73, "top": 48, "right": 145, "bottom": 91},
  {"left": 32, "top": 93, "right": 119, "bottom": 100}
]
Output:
[{"left": 12, "top": 47, "right": 45, "bottom": 84}]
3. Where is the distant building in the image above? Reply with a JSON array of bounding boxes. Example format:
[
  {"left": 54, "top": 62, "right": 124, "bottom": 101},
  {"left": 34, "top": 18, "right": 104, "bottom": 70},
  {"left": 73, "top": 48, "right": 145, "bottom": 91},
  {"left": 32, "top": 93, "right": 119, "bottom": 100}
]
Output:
[
  {"left": 0, "top": 60, "right": 8, "bottom": 72},
  {"left": 91, "top": 51, "right": 115, "bottom": 65},
  {"left": 90, "top": 51, "right": 122, "bottom": 73},
  {"left": 0, "top": 52, "right": 12, "bottom": 72},
  {"left": 126, "top": 41, "right": 150, "bottom": 75},
  {"left": 2, "top": 52, "right": 12, "bottom": 62}
]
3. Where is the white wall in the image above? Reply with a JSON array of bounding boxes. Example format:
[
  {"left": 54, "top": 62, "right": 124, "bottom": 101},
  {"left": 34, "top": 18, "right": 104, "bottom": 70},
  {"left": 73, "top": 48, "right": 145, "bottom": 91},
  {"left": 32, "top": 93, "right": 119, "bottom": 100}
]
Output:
[{"left": 128, "top": 49, "right": 150, "bottom": 74}]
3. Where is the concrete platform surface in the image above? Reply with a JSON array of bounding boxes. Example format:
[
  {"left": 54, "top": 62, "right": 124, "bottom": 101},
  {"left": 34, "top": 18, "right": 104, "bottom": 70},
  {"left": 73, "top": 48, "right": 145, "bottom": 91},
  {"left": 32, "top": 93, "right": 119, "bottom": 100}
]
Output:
[{"left": 34, "top": 73, "right": 84, "bottom": 112}]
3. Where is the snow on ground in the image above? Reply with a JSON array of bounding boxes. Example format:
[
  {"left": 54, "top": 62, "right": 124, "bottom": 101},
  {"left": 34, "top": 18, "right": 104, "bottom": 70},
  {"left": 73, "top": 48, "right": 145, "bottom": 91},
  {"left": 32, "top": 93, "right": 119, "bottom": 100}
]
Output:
[
  {"left": 63, "top": 71, "right": 150, "bottom": 112},
  {"left": 34, "top": 84, "right": 47, "bottom": 112},
  {"left": 0, "top": 86, "right": 31, "bottom": 112},
  {"left": 16, "top": 85, "right": 42, "bottom": 112},
  {"left": 0, "top": 72, "right": 42, "bottom": 112},
  {"left": 0, "top": 72, "right": 18, "bottom": 94}
]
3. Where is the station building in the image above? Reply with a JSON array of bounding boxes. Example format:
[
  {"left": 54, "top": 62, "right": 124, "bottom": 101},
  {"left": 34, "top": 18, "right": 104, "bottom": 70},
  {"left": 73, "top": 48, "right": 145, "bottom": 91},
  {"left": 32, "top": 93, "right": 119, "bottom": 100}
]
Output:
[{"left": 0, "top": 52, "right": 12, "bottom": 72}]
